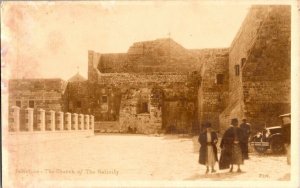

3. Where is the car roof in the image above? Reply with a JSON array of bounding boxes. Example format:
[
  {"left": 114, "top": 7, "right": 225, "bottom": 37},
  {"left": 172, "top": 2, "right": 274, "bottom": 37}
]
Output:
[
  {"left": 266, "top": 126, "right": 282, "bottom": 129},
  {"left": 279, "top": 113, "right": 291, "bottom": 117}
]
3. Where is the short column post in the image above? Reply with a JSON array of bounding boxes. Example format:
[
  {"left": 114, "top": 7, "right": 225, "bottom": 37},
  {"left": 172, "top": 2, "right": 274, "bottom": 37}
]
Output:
[
  {"left": 78, "top": 114, "right": 84, "bottom": 130},
  {"left": 46, "top": 110, "right": 55, "bottom": 131},
  {"left": 84, "top": 115, "right": 90, "bottom": 130},
  {"left": 37, "top": 109, "right": 45, "bottom": 131},
  {"left": 89, "top": 115, "right": 94, "bottom": 130},
  {"left": 25, "top": 108, "right": 34, "bottom": 132},
  {"left": 9, "top": 106, "right": 20, "bottom": 132},
  {"left": 72, "top": 113, "right": 78, "bottom": 130},
  {"left": 56, "top": 111, "right": 64, "bottom": 131},
  {"left": 65, "top": 112, "right": 71, "bottom": 130}
]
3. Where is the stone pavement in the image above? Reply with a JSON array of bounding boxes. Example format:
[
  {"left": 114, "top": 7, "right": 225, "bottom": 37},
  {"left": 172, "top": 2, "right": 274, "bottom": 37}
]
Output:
[{"left": 4, "top": 134, "right": 290, "bottom": 187}]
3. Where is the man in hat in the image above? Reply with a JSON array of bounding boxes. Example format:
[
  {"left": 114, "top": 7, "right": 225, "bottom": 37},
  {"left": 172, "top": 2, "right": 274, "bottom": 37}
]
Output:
[
  {"left": 198, "top": 122, "right": 218, "bottom": 174},
  {"left": 219, "top": 118, "right": 244, "bottom": 172},
  {"left": 240, "top": 118, "right": 251, "bottom": 159}
]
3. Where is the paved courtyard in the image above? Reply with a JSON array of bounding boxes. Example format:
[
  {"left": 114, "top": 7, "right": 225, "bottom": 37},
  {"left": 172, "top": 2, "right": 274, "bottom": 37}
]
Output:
[{"left": 5, "top": 134, "right": 290, "bottom": 186}]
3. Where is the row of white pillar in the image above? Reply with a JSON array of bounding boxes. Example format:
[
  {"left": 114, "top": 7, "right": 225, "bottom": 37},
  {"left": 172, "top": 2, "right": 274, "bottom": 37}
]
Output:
[{"left": 9, "top": 106, "right": 94, "bottom": 132}]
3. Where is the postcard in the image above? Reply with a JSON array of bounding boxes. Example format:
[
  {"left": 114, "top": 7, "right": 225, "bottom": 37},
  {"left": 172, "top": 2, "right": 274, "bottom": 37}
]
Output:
[{"left": 1, "top": 0, "right": 299, "bottom": 187}]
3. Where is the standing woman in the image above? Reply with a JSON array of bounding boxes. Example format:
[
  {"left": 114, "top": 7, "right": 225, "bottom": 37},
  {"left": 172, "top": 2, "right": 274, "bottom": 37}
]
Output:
[
  {"left": 219, "top": 118, "right": 244, "bottom": 172},
  {"left": 198, "top": 122, "right": 218, "bottom": 174}
]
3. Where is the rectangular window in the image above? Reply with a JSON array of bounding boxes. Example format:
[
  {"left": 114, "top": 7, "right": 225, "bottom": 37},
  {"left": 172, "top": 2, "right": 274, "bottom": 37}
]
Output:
[
  {"left": 216, "top": 74, "right": 224, "bottom": 84},
  {"left": 29, "top": 100, "right": 35, "bottom": 108},
  {"left": 138, "top": 102, "right": 149, "bottom": 114},
  {"left": 235, "top": 65, "right": 240, "bottom": 76},
  {"left": 102, "top": 96, "right": 108, "bottom": 103},
  {"left": 16, "top": 101, "right": 21, "bottom": 107}
]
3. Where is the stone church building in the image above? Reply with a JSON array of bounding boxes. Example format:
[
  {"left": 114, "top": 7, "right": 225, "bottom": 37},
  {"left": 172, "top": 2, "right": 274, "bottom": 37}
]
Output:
[{"left": 9, "top": 6, "right": 291, "bottom": 134}]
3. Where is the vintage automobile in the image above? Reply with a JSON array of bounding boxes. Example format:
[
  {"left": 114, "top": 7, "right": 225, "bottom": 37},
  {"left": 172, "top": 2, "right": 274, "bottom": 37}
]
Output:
[{"left": 250, "top": 113, "right": 291, "bottom": 157}]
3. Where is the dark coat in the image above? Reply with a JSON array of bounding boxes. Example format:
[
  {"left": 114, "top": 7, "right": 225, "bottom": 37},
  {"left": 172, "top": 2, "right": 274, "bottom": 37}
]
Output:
[
  {"left": 240, "top": 123, "right": 251, "bottom": 159},
  {"left": 198, "top": 131, "right": 218, "bottom": 165},
  {"left": 219, "top": 126, "right": 243, "bottom": 169},
  {"left": 240, "top": 123, "right": 251, "bottom": 142}
]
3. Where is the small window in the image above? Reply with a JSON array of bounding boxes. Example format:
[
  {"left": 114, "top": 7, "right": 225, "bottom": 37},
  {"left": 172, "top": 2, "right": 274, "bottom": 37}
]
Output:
[
  {"left": 235, "top": 65, "right": 240, "bottom": 76},
  {"left": 241, "top": 58, "right": 246, "bottom": 67},
  {"left": 29, "top": 100, "right": 35, "bottom": 108},
  {"left": 16, "top": 101, "right": 21, "bottom": 107},
  {"left": 77, "top": 101, "right": 82, "bottom": 108},
  {"left": 102, "top": 96, "right": 108, "bottom": 103},
  {"left": 216, "top": 74, "right": 224, "bottom": 84},
  {"left": 138, "top": 102, "right": 149, "bottom": 114}
]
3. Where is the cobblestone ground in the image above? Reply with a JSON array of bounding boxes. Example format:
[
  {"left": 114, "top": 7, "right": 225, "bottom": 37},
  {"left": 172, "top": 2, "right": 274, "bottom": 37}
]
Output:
[{"left": 5, "top": 134, "right": 290, "bottom": 186}]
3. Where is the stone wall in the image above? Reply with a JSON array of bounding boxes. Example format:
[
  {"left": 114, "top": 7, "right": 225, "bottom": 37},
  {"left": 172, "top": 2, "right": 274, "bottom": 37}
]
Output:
[
  {"left": 98, "top": 72, "right": 188, "bottom": 85},
  {"left": 94, "top": 38, "right": 202, "bottom": 74},
  {"left": 119, "top": 87, "right": 163, "bottom": 134},
  {"left": 90, "top": 71, "right": 200, "bottom": 134},
  {"left": 64, "top": 81, "right": 122, "bottom": 122},
  {"left": 8, "top": 79, "right": 66, "bottom": 112},
  {"left": 197, "top": 49, "right": 229, "bottom": 131},
  {"left": 63, "top": 81, "right": 90, "bottom": 114},
  {"left": 220, "top": 5, "right": 291, "bottom": 133}
]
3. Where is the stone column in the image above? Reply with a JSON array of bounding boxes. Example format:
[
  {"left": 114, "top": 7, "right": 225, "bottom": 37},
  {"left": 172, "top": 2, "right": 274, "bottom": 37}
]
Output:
[
  {"left": 72, "top": 113, "right": 78, "bottom": 130},
  {"left": 56, "top": 111, "right": 64, "bottom": 131},
  {"left": 78, "top": 114, "right": 84, "bottom": 130},
  {"left": 37, "top": 109, "right": 45, "bottom": 131},
  {"left": 25, "top": 108, "right": 34, "bottom": 132},
  {"left": 65, "top": 112, "right": 71, "bottom": 130},
  {"left": 46, "top": 110, "right": 55, "bottom": 131},
  {"left": 84, "top": 115, "right": 90, "bottom": 130},
  {"left": 89, "top": 115, "right": 94, "bottom": 130},
  {"left": 9, "top": 106, "right": 20, "bottom": 132}
]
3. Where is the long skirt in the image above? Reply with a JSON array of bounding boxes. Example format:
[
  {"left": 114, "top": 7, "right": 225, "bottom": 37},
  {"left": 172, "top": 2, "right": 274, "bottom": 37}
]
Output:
[
  {"left": 231, "top": 144, "right": 243, "bottom": 165},
  {"left": 206, "top": 145, "right": 216, "bottom": 166}
]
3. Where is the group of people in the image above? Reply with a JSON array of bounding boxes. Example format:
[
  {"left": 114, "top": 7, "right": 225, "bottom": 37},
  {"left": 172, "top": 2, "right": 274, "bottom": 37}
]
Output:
[{"left": 198, "top": 118, "right": 251, "bottom": 174}]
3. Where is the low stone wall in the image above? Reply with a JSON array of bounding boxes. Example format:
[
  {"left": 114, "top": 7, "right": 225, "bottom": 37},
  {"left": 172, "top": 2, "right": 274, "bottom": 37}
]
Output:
[
  {"left": 7, "top": 106, "right": 94, "bottom": 144},
  {"left": 94, "top": 121, "right": 120, "bottom": 133}
]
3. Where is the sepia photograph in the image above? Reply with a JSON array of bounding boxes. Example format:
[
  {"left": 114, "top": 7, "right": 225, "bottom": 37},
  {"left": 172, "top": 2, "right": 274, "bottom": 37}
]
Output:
[{"left": 1, "top": 0, "right": 299, "bottom": 187}]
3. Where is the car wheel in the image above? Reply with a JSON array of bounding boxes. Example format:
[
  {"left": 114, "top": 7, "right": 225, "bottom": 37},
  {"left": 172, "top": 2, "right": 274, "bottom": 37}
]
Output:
[
  {"left": 252, "top": 136, "right": 268, "bottom": 154},
  {"left": 254, "top": 145, "right": 268, "bottom": 153},
  {"left": 271, "top": 138, "right": 285, "bottom": 154}
]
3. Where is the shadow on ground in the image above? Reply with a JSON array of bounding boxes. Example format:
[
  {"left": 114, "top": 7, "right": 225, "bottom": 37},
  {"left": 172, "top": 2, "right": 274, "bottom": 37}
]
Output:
[{"left": 185, "top": 171, "right": 246, "bottom": 181}]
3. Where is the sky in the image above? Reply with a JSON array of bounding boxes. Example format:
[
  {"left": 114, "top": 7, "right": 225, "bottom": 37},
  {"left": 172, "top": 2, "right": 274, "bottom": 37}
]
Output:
[{"left": 1, "top": 1, "right": 254, "bottom": 80}]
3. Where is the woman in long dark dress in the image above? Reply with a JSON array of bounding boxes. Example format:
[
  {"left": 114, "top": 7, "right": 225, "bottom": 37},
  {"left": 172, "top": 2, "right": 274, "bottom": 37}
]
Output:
[
  {"left": 219, "top": 118, "right": 244, "bottom": 173},
  {"left": 198, "top": 122, "right": 218, "bottom": 174}
]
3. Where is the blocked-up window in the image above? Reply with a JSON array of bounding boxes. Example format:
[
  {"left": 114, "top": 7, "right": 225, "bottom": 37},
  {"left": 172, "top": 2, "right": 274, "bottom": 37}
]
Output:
[
  {"left": 29, "top": 100, "right": 35, "bottom": 108},
  {"left": 216, "top": 74, "right": 224, "bottom": 84},
  {"left": 235, "top": 65, "right": 240, "bottom": 76},
  {"left": 137, "top": 102, "right": 149, "bottom": 114},
  {"left": 102, "top": 95, "right": 108, "bottom": 103},
  {"left": 16, "top": 101, "right": 21, "bottom": 107}
]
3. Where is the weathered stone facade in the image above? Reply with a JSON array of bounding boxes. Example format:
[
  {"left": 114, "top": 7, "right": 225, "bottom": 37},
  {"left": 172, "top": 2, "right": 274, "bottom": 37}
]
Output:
[
  {"left": 196, "top": 49, "right": 229, "bottom": 131},
  {"left": 9, "top": 5, "right": 290, "bottom": 135},
  {"left": 219, "top": 5, "right": 291, "bottom": 133},
  {"left": 8, "top": 79, "right": 66, "bottom": 112}
]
